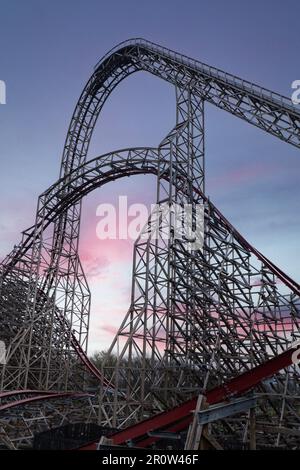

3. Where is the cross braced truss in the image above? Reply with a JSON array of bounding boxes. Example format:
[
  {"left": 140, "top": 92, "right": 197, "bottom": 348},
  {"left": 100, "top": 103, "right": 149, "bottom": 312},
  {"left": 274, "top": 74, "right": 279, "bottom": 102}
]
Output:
[{"left": 1, "top": 39, "right": 300, "bottom": 449}]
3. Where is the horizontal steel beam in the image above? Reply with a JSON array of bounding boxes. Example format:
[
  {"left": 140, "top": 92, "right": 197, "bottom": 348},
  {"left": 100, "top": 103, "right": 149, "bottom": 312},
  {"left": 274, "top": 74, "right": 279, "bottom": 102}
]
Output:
[
  {"left": 197, "top": 396, "right": 257, "bottom": 425},
  {"left": 108, "top": 346, "right": 298, "bottom": 447}
]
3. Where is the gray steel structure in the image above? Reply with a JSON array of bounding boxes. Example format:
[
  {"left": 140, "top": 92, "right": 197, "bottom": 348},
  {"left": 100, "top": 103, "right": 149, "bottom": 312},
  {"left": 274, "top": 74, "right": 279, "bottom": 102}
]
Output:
[{"left": 1, "top": 39, "right": 300, "bottom": 448}]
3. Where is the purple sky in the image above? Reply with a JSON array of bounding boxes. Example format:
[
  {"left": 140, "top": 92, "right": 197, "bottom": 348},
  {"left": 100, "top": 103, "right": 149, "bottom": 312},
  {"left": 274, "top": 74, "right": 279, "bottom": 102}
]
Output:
[{"left": 0, "top": 0, "right": 300, "bottom": 352}]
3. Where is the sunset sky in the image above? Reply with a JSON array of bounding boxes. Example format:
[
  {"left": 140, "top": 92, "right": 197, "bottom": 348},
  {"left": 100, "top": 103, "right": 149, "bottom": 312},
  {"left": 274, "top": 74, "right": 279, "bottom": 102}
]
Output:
[{"left": 0, "top": 0, "right": 300, "bottom": 353}]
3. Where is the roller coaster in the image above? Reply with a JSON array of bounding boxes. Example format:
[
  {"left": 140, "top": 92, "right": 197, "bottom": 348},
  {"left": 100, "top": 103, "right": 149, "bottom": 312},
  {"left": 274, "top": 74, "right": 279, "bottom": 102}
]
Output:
[{"left": 1, "top": 39, "right": 300, "bottom": 450}]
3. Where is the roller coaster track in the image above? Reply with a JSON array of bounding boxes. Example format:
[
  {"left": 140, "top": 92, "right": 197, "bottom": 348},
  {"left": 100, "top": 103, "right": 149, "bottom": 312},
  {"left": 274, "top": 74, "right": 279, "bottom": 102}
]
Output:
[
  {"left": 77, "top": 345, "right": 299, "bottom": 449},
  {"left": 2, "top": 147, "right": 299, "bottom": 295},
  {"left": 2, "top": 146, "right": 299, "bottom": 387},
  {"left": 0, "top": 389, "right": 96, "bottom": 450},
  {"left": 1, "top": 38, "right": 300, "bottom": 448},
  {"left": 2, "top": 146, "right": 300, "bottom": 447},
  {"left": 0, "top": 390, "right": 92, "bottom": 412}
]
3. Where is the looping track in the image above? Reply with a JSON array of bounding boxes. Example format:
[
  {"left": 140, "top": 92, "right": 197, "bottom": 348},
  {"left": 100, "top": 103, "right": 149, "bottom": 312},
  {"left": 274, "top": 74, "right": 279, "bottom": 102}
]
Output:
[{"left": 1, "top": 39, "right": 300, "bottom": 449}]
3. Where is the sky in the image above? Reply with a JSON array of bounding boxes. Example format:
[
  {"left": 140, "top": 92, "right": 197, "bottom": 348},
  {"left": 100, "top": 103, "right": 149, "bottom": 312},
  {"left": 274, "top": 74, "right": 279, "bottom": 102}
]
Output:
[{"left": 0, "top": 0, "right": 300, "bottom": 354}]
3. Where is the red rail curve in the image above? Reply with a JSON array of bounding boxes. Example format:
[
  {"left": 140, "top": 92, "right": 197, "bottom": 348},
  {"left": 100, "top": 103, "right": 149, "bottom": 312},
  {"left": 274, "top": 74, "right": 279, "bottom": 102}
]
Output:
[
  {"left": 54, "top": 311, "right": 113, "bottom": 389},
  {"left": 78, "top": 345, "right": 299, "bottom": 449},
  {"left": 70, "top": 178, "right": 300, "bottom": 400},
  {"left": 1, "top": 158, "right": 298, "bottom": 446},
  {"left": 0, "top": 390, "right": 54, "bottom": 400},
  {"left": 70, "top": 331, "right": 113, "bottom": 389},
  {"left": 0, "top": 391, "right": 93, "bottom": 412}
]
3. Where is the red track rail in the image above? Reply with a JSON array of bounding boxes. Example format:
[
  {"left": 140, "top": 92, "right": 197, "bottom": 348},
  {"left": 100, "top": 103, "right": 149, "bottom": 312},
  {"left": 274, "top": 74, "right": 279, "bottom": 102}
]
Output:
[
  {"left": 0, "top": 390, "right": 53, "bottom": 400},
  {"left": 70, "top": 332, "right": 113, "bottom": 389},
  {"left": 54, "top": 311, "right": 113, "bottom": 389},
  {"left": 1, "top": 165, "right": 298, "bottom": 401},
  {"left": 78, "top": 344, "right": 299, "bottom": 449},
  {"left": 211, "top": 202, "right": 300, "bottom": 296},
  {"left": 64, "top": 182, "right": 300, "bottom": 395},
  {"left": 77, "top": 188, "right": 300, "bottom": 450},
  {"left": 73, "top": 183, "right": 300, "bottom": 414},
  {"left": 0, "top": 391, "right": 92, "bottom": 412},
  {"left": 1, "top": 162, "right": 299, "bottom": 448}
]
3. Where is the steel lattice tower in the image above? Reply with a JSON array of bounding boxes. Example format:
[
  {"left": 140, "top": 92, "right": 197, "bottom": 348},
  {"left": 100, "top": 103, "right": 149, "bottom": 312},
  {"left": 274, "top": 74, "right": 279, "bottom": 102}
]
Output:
[{"left": 1, "top": 39, "right": 300, "bottom": 449}]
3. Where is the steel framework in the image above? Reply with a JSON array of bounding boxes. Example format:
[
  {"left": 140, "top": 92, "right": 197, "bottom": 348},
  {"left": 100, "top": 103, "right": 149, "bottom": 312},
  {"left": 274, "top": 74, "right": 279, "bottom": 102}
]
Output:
[{"left": 1, "top": 38, "right": 300, "bottom": 449}]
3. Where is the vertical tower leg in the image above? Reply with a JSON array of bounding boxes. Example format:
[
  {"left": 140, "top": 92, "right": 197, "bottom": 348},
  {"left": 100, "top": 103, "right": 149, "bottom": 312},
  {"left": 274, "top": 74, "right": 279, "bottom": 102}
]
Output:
[{"left": 100, "top": 87, "right": 206, "bottom": 426}]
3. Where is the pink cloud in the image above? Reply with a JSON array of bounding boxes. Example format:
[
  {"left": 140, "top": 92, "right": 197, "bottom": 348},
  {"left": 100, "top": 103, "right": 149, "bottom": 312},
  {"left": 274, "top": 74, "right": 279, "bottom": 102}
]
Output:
[
  {"left": 79, "top": 208, "right": 135, "bottom": 270},
  {"left": 209, "top": 162, "right": 279, "bottom": 191},
  {"left": 101, "top": 324, "right": 119, "bottom": 336}
]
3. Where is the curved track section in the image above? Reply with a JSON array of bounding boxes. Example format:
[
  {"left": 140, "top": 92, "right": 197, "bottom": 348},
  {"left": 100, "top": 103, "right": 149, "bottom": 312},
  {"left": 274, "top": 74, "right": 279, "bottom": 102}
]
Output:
[
  {"left": 0, "top": 390, "right": 95, "bottom": 450},
  {"left": 0, "top": 390, "right": 92, "bottom": 412},
  {"left": 2, "top": 145, "right": 300, "bottom": 296},
  {"left": 1, "top": 145, "right": 300, "bottom": 448},
  {"left": 62, "top": 37, "right": 300, "bottom": 181},
  {"left": 1, "top": 40, "right": 300, "bottom": 448}
]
